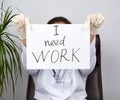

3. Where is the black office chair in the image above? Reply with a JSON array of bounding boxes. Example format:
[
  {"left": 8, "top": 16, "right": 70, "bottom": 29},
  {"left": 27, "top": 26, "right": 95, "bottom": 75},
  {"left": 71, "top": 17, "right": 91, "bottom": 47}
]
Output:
[
  {"left": 26, "top": 35, "right": 103, "bottom": 100},
  {"left": 86, "top": 35, "right": 103, "bottom": 100}
]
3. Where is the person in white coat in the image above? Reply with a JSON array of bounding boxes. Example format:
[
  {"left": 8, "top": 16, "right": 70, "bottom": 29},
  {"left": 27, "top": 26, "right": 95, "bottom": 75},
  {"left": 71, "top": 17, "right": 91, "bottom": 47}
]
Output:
[{"left": 12, "top": 13, "right": 104, "bottom": 100}]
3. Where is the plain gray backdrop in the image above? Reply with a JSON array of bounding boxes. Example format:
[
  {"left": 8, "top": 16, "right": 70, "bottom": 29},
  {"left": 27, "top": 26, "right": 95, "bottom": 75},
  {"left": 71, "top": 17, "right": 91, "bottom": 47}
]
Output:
[{"left": 0, "top": 0, "right": 120, "bottom": 100}]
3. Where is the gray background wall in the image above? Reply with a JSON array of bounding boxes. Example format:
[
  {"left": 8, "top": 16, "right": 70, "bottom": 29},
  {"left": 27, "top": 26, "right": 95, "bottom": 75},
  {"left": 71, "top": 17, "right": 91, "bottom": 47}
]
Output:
[{"left": 0, "top": 0, "right": 120, "bottom": 100}]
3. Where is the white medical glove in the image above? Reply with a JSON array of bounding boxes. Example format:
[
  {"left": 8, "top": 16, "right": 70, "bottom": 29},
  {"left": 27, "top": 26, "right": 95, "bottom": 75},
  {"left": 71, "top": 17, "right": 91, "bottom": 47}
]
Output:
[
  {"left": 84, "top": 13, "right": 105, "bottom": 35},
  {"left": 12, "top": 13, "right": 31, "bottom": 40}
]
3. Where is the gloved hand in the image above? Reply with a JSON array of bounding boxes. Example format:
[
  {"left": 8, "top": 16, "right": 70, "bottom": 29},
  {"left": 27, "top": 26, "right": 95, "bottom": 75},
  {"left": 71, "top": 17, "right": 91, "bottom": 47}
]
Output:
[
  {"left": 84, "top": 13, "right": 105, "bottom": 35},
  {"left": 12, "top": 13, "right": 31, "bottom": 40}
]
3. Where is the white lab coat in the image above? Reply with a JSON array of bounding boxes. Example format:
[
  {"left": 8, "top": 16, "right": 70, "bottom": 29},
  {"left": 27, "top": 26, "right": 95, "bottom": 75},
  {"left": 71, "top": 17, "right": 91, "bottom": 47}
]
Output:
[{"left": 21, "top": 38, "right": 96, "bottom": 100}]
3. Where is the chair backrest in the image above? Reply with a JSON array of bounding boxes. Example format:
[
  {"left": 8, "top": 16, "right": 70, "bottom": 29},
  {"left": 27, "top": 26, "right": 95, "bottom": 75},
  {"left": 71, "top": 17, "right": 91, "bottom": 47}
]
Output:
[
  {"left": 26, "top": 75, "right": 35, "bottom": 100},
  {"left": 86, "top": 35, "right": 103, "bottom": 100},
  {"left": 26, "top": 35, "right": 103, "bottom": 100}
]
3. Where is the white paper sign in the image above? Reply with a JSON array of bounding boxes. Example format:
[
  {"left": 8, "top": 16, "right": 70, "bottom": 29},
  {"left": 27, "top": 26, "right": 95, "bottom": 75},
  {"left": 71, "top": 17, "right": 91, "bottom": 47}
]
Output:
[{"left": 26, "top": 24, "right": 90, "bottom": 69}]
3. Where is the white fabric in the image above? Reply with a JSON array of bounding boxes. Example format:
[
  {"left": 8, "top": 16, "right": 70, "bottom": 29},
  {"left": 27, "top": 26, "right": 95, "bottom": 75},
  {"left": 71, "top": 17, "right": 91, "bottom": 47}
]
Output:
[
  {"left": 21, "top": 38, "right": 96, "bottom": 100},
  {"left": 84, "top": 13, "right": 105, "bottom": 35}
]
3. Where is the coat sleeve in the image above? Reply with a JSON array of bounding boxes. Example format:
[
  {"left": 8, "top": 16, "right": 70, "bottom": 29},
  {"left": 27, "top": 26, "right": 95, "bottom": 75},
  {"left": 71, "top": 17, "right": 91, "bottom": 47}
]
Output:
[
  {"left": 80, "top": 37, "right": 96, "bottom": 77},
  {"left": 21, "top": 43, "right": 39, "bottom": 75}
]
